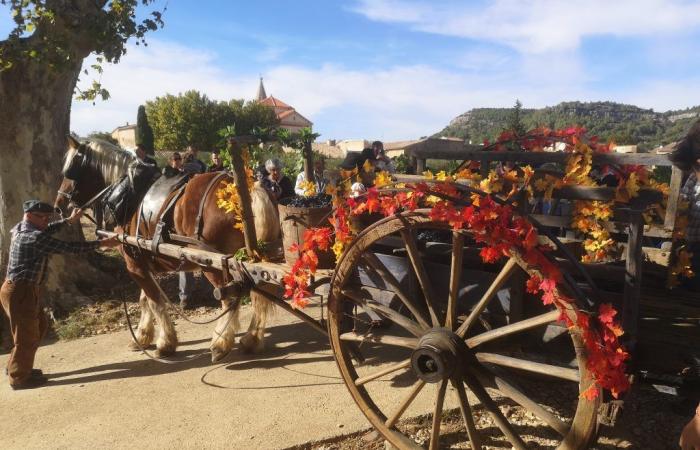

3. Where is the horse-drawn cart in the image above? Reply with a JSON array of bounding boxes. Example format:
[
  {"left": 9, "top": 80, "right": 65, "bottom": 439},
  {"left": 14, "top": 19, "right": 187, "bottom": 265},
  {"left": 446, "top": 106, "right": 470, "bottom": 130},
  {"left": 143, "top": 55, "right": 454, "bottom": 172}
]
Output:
[{"left": 60, "top": 134, "right": 697, "bottom": 450}]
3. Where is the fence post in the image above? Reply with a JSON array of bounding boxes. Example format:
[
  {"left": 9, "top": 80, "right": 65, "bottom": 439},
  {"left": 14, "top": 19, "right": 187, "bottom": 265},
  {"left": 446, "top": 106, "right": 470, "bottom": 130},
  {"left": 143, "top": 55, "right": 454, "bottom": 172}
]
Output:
[{"left": 416, "top": 158, "right": 426, "bottom": 173}]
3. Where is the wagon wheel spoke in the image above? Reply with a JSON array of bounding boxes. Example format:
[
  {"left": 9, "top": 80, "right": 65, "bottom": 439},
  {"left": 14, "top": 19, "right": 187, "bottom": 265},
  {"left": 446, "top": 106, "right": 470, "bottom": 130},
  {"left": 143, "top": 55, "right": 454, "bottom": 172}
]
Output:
[
  {"left": 456, "top": 257, "right": 518, "bottom": 338},
  {"left": 354, "top": 359, "right": 411, "bottom": 386},
  {"left": 466, "top": 309, "right": 559, "bottom": 347},
  {"left": 475, "top": 364, "right": 569, "bottom": 437},
  {"left": 451, "top": 377, "right": 483, "bottom": 450},
  {"left": 475, "top": 352, "right": 580, "bottom": 382},
  {"left": 461, "top": 373, "right": 528, "bottom": 450},
  {"left": 361, "top": 252, "right": 431, "bottom": 329},
  {"left": 428, "top": 380, "right": 448, "bottom": 450},
  {"left": 339, "top": 331, "right": 418, "bottom": 349},
  {"left": 385, "top": 379, "right": 426, "bottom": 428},
  {"left": 399, "top": 228, "right": 440, "bottom": 327},
  {"left": 342, "top": 288, "right": 424, "bottom": 337},
  {"left": 446, "top": 232, "right": 465, "bottom": 330}
]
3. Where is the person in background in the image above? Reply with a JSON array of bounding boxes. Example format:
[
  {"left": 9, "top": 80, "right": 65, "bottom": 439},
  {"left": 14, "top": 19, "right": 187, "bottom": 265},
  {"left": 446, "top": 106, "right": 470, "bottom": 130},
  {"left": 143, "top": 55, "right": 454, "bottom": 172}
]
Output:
[
  {"left": 179, "top": 146, "right": 207, "bottom": 309},
  {"left": 294, "top": 157, "right": 327, "bottom": 196},
  {"left": 669, "top": 120, "right": 700, "bottom": 291},
  {"left": 370, "top": 140, "right": 396, "bottom": 174},
  {"left": 182, "top": 145, "right": 207, "bottom": 174},
  {"left": 135, "top": 144, "right": 157, "bottom": 166},
  {"left": 262, "top": 158, "right": 294, "bottom": 202},
  {"left": 1, "top": 201, "right": 119, "bottom": 389},
  {"left": 208, "top": 152, "right": 225, "bottom": 172},
  {"left": 162, "top": 152, "right": 183, "bottom": 178}
]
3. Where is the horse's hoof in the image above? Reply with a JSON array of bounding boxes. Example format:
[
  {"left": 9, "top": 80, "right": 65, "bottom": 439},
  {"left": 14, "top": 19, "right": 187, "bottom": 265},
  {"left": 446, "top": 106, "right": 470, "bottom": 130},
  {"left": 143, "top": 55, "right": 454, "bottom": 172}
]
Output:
[
  {"left": 155, "top": 347, "right": 176, "bottom": 358},
  {"left": 211, "top": 348, "right": 231, "bottom": 363},
  {"left": 240, "top": 334, "right": 263, "bottom": 354}
]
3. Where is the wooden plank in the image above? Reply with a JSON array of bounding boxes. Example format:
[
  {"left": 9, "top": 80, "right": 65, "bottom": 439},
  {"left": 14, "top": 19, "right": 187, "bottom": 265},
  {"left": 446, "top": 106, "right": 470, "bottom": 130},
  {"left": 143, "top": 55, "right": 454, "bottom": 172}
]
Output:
[
  {"left": 407, "top": 148, "right": 674, "bottom": 167},
  {"left": 530, "top": 214, "right": 673, "bottom": 238},
  {"left": 392, "top": 174, "right": 663, "bottom": 205},
  {"left": 664, "top": 165, "right": 683, "bottom": 230}
]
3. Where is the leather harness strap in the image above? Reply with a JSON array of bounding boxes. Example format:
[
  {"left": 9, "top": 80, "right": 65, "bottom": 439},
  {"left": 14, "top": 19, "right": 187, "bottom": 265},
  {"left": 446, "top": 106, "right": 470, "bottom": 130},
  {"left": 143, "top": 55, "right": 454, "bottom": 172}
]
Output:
[
  {"left": 150, "top": 183, "right": 189, "bottom": 255},
  {"left": 194, "top": 171, "right": 229, "bottom": 241}
]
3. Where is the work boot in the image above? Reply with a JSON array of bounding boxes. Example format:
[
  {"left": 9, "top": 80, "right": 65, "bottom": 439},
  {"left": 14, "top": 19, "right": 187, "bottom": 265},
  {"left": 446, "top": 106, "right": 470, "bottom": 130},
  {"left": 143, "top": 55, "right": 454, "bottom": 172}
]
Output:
[{"left": 10, "top": 374, "right": 48, "bottom": 390}]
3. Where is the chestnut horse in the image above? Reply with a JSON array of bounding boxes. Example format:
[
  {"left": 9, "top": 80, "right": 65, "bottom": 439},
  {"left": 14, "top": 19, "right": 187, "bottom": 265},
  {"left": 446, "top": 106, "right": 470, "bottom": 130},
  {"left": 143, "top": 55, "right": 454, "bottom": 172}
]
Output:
[{"left": 54, "top": 137, "right": 280, "bottom": 362}]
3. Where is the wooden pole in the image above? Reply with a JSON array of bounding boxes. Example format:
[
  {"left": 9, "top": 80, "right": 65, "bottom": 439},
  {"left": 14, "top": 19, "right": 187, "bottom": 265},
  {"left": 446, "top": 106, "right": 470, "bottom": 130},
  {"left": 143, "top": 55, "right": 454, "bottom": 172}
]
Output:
[
  {"left": 622, "top": 209, "right": 644, "bottom": 351},
  {"left": 228, "top": 138, "right": 258, "bottom": 258},
  {"left": 303, "top": 140, "right": 314, "bottom": 184}
]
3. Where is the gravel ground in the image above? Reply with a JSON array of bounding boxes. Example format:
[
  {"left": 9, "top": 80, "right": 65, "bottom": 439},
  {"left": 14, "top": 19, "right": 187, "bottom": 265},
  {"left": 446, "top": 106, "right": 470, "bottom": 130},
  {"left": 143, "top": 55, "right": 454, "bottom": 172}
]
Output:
[{"left": 291, "top": 382, "right": 690, "bottom": 449}]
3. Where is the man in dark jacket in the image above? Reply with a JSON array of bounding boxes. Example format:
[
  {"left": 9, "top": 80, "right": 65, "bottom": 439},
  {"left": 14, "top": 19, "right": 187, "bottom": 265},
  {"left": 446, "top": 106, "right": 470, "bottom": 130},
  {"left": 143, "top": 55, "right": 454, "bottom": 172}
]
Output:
[{"left": 1, "top": 201, "right": 119, "bottom": 389}]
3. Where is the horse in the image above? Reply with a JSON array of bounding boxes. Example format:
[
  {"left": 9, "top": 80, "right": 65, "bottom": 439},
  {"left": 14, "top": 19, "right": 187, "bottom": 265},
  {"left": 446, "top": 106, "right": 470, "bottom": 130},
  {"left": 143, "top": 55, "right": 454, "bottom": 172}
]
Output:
[{"left": 54, "top": 136, "right": 280, "bottom": 362}]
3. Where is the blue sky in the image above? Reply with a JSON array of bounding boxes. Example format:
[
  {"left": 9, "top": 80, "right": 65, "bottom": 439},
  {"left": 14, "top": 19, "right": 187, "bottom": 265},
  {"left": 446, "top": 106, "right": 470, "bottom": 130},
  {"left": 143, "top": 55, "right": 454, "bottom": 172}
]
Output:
[{"left": 3, "top": 0, "right": 700, "bottom": 141}]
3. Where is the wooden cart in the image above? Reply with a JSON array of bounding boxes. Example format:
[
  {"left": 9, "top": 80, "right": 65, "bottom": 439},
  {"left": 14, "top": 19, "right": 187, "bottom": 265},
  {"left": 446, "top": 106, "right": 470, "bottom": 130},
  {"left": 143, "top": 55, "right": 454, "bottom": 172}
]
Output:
[{"left": 105, "top": 146, "right": 687, "bottom": 450}]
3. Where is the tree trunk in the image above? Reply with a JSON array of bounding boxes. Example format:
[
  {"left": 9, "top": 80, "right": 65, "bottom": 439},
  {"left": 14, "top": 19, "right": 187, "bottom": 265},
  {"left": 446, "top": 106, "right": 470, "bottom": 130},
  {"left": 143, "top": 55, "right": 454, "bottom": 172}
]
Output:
[{"left": 0, "top": 53, "right": 113, "bottom": 313}]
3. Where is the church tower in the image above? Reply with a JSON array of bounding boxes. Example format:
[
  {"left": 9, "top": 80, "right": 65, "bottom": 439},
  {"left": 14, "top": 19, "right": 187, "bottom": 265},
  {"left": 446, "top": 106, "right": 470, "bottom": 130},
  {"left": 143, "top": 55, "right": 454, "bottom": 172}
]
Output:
[{"left": 256, "top": 77, "right": 267, "bottom": 102}]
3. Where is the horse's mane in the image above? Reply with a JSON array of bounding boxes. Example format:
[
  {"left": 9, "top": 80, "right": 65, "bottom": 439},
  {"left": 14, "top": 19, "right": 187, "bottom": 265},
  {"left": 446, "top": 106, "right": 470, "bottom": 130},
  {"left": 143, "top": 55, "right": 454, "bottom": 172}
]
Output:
[{"left": 62, "top": 138, "right": 135, "bottom": 184}]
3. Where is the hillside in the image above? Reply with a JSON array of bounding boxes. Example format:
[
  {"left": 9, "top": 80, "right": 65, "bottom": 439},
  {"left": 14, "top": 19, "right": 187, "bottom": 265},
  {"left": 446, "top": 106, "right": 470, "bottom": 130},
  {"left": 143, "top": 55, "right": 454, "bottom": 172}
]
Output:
[{"left": 436, "top": 101, "right": 700, "bottom": 151}]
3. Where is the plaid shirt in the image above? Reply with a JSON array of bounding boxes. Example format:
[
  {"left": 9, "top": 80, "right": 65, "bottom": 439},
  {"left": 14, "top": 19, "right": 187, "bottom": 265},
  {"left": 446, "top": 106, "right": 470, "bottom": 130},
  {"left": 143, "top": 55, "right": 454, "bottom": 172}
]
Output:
[
  {"left": 681, "top": 173, "right": 700, "bottom": 243},
  {"left": 5, "top": 219, "right": 100, "bottom": 284}
]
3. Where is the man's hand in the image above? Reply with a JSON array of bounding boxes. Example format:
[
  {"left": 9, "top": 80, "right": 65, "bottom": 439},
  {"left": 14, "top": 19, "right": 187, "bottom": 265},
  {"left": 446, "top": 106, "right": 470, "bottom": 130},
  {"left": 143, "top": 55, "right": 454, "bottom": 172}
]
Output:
[
  {"left": 98, "top": 236, "right": 121, "bottom": 249},
  {"left": 67, "top": 208, "right": 84, "bottom": 225},
  {"left": 680, "top": 409, "right": 700, "bottom": 450}
]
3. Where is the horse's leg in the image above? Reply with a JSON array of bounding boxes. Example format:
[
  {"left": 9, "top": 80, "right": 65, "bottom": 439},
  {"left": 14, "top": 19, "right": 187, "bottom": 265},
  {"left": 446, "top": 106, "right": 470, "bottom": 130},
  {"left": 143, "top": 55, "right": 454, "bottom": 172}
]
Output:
[
  {"left": 123, "top": 256, "right": 178, "bottom": 357},
  {"left": 202, "top": 270, "right": 241, "bottom": 363},
  {"left": 127, "top": 289, "right": 155, "bottom": 350},
  {"left": 240, "top": 289, "right": 274, "bottom": 354}
]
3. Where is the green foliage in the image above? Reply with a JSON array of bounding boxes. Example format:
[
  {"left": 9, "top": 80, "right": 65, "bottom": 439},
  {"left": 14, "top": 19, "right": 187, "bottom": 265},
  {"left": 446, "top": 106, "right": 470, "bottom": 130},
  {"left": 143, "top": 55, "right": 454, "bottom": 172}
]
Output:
[
  {"left": 135, "top": 104, "right": 155, "bottom": 153},
  {"left": 1, "top": 1, "right": 165, "bottom": 101},
  {"left": 86, "top": 131, "right": 118, "bottom": 145},
  {"left": 436, "top": 101, "right": 700, "bottom": 151},
  {"left": 505, "top": 99, "right": 527, "bottom": 137},
  {"left": 146, "top": 90, "right": 278, "bottom": 152},
  {"left": 393, "top": 153, "right": 413, "bottom": 173}
]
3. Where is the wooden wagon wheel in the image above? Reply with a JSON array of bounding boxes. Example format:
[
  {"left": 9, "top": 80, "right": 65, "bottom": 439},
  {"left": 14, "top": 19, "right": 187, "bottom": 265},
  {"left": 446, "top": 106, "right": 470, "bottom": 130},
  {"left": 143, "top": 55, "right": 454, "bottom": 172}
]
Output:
[{"left": 328, "top": 209, "right": 600, "bottom": 449}]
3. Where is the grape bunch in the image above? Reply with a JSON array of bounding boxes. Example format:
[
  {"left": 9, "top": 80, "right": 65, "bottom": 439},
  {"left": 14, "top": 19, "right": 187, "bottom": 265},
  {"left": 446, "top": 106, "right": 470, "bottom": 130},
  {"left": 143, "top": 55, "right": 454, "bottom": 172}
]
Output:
[
  {"left": 416, "top": 229, "right": 452, "bottom": 243},
  {"left": 281, "top": 194, "right": 333, "bottom": 208}
]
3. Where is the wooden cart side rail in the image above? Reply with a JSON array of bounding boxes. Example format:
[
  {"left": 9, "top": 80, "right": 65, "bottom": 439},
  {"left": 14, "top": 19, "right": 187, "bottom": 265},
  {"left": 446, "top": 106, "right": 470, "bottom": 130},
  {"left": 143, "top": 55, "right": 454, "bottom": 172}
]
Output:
[
  {"left": 393, "top": 174, "right": 664, "bottom": 207},
  {"left": 407, "top": 147, "right": 675, "bottom": 167}
]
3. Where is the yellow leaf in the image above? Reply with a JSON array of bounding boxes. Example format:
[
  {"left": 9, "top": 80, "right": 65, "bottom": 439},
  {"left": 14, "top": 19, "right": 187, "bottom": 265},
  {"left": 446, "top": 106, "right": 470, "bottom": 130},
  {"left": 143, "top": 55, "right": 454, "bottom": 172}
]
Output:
[{"left": 374, "top": 171, "right": 392, "bottom": 188}]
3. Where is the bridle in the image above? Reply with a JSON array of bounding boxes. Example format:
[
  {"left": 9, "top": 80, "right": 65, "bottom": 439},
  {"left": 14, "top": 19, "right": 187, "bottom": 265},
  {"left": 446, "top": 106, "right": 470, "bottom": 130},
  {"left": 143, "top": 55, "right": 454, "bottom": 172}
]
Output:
[{"left": 57, "top": 180, "right": 77, "bottom": 202}]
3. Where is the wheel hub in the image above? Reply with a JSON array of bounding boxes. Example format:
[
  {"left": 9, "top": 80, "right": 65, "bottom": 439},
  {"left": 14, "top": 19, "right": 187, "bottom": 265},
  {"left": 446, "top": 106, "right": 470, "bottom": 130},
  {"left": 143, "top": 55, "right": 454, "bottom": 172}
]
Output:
[{"left": 411, "top": 328, "right": 471, "bottom": 383}]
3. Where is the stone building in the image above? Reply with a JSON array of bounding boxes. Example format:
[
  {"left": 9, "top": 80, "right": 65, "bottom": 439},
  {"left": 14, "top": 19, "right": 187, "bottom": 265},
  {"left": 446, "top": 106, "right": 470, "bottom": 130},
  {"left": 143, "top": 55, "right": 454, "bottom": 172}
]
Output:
[{"left": 111, "top": 123, "right": 137, "bottom": 149}]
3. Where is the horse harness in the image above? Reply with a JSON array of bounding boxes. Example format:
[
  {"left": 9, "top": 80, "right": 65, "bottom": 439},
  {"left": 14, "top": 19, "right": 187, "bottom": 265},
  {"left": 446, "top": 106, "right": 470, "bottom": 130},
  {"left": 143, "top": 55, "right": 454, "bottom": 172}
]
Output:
[{"left": 136, "top": 171, "right": 231, "bottom": 257}]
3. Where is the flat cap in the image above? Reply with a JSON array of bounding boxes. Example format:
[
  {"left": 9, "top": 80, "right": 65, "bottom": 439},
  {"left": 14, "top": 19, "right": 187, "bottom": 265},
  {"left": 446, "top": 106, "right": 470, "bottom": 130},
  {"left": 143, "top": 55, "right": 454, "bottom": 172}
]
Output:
[{"left": 23, "top": 200, "right": 54, "bottom": 214}]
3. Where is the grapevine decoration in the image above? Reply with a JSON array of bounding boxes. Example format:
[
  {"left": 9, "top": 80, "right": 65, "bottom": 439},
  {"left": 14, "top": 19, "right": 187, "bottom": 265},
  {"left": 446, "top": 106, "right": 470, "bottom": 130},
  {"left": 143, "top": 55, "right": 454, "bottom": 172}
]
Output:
[
  {"left": 282, "top": 126, "right": 691, "bottom": 400},
  {"left": 215, "top": 146, "right": 255, "bottom": 231}
]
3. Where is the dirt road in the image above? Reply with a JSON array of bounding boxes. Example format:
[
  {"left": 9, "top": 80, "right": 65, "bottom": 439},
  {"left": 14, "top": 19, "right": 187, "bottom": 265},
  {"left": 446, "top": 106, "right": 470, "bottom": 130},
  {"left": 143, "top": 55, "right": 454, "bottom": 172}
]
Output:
[{"left": 0, "top": 304, "right": 375, "bottom": 449}]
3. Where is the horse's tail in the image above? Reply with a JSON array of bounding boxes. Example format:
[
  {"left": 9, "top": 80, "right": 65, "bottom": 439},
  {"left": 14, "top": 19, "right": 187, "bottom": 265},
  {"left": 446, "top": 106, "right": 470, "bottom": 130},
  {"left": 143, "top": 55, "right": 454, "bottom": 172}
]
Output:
[{"left": 251, "top": 185, "right": 280, "bottom": 242}]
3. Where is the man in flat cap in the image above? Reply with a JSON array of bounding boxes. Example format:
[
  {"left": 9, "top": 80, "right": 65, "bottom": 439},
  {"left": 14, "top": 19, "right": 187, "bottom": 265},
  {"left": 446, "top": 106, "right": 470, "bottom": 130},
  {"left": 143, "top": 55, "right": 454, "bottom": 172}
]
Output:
[{"left": 1, "top": 200, "right": 119, "bottom": 390}]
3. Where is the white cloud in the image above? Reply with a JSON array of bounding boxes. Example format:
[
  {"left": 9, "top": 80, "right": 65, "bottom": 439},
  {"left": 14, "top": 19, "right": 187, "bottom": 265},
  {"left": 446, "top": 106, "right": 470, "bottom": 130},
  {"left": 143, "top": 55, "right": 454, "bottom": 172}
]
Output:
[
  {"left": 72, "top": 40, "right": 257, "bottom": 135},
  {"left": 70, "top": 37, "right": 690, "bottom": 142},
  {"left": 352, "top": 0, "right": 700, "bottom": 54}
]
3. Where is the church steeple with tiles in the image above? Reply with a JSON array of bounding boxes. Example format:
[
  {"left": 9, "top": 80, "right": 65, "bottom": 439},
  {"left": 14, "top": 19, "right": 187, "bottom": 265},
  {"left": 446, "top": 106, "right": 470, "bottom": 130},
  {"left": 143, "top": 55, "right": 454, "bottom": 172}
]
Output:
[{"left": 256, "top": 76, "right": 267, "bottom": 101}]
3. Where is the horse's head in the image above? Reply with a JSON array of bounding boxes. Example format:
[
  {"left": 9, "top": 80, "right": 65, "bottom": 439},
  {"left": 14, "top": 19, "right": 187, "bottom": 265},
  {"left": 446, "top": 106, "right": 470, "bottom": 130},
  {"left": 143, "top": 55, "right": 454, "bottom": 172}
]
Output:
[{"left": 54, "top": 135, "right": 133, "bottom": 215}]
